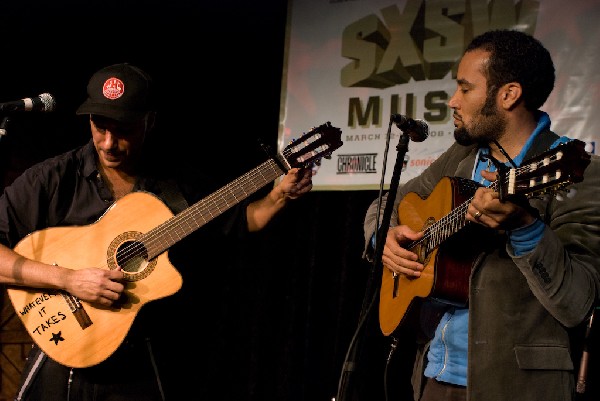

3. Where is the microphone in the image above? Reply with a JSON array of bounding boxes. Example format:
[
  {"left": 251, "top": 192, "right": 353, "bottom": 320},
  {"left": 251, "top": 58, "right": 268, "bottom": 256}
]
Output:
[
  {"left": 391, "top": 114, "right": 429, "bottom": 142},
  {"left": 0, "top": 93, "right": 56, "bottom": 113},
  {"left": 576, "top": 308, "right": 596, "bottom": 394}
]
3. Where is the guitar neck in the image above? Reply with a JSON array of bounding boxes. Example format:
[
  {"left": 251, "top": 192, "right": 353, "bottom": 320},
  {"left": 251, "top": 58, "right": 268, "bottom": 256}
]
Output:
[
  {"left": 142, "top": 158, "right": 285, "bottom": 259},
  {"left": 422, "top": 199, "right": 471, "bottom": 250}
]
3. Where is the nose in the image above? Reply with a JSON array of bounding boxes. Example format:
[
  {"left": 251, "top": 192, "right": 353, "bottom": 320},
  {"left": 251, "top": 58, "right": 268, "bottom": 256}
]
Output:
[
  {"left": 448, "top": 90, "right": 458, "bottom": 109},
  {"left": 102, "top": 131, "right": 118, "bottom": 148}
]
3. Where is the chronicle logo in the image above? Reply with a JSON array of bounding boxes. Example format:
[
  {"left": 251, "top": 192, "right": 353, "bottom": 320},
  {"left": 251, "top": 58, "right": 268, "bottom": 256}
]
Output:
[{"left": 337, "top": 153, "right": 377, "bottom": 174}]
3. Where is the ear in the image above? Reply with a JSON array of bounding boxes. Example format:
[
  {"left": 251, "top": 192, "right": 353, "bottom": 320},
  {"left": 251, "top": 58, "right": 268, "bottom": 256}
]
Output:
[{"left": 500, "top": 82, "right": 522, "bottom": 109}]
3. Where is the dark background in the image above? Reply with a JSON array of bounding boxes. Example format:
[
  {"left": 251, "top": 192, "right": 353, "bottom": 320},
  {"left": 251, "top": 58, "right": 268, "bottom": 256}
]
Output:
[
  {"left": 0, "top": 1, "right": 413, "bottom": 401},
  {"left": 0, "top": 2, "right": 597, "bottom": 401}
]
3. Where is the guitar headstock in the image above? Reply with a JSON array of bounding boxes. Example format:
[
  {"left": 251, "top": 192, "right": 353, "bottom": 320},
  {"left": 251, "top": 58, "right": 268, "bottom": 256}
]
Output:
[
  {"left": 282, "top": 122, "right": 343, "bottom": 169},
  {"left": 507, "top": 139, "right": 591, "bottom": 199}
]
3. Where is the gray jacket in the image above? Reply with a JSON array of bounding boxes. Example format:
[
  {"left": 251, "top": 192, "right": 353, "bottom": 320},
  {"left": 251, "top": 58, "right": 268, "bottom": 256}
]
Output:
[{"left": 363, "top": 133, "right": 600, "bottom": 401}]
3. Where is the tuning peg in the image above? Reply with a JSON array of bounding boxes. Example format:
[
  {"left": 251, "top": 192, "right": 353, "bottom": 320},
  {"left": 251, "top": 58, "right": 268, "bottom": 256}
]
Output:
[{"left": 555, "top": 193, "right": 564, "bottom": 202}]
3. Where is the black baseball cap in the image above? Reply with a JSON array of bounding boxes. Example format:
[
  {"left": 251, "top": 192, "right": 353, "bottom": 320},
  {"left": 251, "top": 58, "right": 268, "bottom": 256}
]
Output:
[{"left": 76, "top": 63, "right": 155, "bottom": 123}]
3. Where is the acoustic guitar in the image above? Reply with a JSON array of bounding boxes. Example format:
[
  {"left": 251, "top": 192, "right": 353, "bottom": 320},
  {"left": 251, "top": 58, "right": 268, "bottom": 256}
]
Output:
[
  {"left": 379, "top": 139, "right": 591, "bottom": 336},
  {"left": 7, "top": 122, "right": 343, "bottom": 367}
]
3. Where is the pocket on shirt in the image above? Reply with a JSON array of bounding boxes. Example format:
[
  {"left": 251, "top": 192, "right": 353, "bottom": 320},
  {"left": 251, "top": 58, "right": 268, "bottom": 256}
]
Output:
[{"left": 514, "top": 344, "right": 574, "bottom": 370}]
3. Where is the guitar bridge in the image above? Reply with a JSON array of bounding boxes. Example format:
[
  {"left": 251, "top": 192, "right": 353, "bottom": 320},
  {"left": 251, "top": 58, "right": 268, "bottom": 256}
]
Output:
[{"left": 60, "top": 293, "right": 92, "bottom": 329}]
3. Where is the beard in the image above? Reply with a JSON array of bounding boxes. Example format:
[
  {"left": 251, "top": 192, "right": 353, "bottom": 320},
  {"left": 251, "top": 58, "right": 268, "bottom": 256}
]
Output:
[
  {"left": 454, "top": 94, "right": 506, "bottom": 146},
  {"left": 454, "top": 126, "right": 474, "bottom": 146}
]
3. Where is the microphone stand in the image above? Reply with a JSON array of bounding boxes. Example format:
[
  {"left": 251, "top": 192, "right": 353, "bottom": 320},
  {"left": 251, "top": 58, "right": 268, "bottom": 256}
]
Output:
[{"left": 335, "top": 119, "right": 413, "bottom": 401}]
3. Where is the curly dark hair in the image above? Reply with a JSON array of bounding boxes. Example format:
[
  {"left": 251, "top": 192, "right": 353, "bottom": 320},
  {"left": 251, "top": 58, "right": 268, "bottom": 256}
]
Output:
[{"left": 465, "top": 29, "right": 555, "bottom": 111}]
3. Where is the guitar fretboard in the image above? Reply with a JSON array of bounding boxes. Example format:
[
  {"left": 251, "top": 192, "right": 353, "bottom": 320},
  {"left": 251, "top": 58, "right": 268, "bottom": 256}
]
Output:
[{"left": 142, "top": 158, "right": 286, "bottom": 260}]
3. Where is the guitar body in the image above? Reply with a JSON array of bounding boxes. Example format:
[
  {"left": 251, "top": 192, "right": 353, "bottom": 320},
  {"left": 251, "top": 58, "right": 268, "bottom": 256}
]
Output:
[
  {"left": 379, "top": 176, "right": 483, "bottom": 336},
  {"left": 6, "top": 192, "right": 183, "bottom": 368}
]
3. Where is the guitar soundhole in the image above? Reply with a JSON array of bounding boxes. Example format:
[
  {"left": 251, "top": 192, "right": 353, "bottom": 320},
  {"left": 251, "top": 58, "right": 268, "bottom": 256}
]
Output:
[
  {"left": 107, "top": 231, "right": 157, "bottom": 282},
  {"left": 117, "top": 240, "right": 148, "bottom": 273}
]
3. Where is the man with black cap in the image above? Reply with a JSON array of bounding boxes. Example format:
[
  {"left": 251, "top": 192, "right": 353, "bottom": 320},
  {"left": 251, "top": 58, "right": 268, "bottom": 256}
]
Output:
[{"left": 0, "top": 63, "right": 315, "bottom": 400}]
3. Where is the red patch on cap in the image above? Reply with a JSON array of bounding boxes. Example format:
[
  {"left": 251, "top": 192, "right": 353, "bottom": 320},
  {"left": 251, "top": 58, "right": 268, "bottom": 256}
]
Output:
[{"left": 102, "top": 77, "right": 125, "bottom": 100}]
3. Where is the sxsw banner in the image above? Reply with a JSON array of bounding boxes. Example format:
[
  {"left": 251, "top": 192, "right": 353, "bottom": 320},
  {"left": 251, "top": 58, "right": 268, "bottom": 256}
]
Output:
[{"left": 278, "top": 0, "right": 600, "bottom": 190}]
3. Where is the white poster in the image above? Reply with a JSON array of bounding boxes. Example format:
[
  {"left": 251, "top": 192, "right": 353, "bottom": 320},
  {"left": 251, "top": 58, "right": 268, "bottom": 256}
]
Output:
[{"left": 279, "top": 0, "right": 600, "bottom": 190}]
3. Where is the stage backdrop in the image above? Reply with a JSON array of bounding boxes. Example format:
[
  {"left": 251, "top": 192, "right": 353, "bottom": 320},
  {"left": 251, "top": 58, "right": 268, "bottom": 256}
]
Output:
[{"left": 279, "top": 0, "right": 600, "bottom": 190}]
